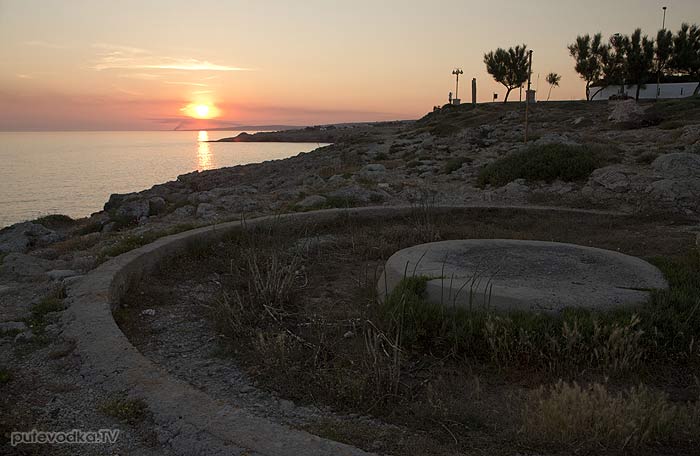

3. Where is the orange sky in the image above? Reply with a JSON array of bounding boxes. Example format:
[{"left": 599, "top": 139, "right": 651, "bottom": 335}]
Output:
[{"left": 0, "top": 0, "right": 698, "bottom": 130}]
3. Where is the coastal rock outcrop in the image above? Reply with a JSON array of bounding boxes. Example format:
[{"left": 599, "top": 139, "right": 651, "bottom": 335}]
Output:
[{"left": 0, "top": 222, "right": 64, "bottom": 254}]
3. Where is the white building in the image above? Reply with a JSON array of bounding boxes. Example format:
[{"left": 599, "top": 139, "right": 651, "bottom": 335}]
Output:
[{"left": 590, "top": 82, "right": 699, "bottom": 101}]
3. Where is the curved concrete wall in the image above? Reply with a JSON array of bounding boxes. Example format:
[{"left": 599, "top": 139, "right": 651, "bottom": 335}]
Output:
[{"left": 64, "top": 205, "right": 625, "bottom": 455}]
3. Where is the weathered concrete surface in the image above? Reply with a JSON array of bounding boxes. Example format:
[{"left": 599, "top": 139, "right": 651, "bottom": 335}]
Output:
[
  {"left": 63, "top": 205, "right": 630, "bottom": 455},
  {"left": 380, "top": 239, "right": 668, "bottom": 313}
]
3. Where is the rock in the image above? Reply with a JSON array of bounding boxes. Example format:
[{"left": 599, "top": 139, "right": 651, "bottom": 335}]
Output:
[
  {"left": 359, "top": 164, "right": 387, "bottom": 181},
  {"left": 302, "top": 174, "right": 325, "bottom": 188},
  {"left": 278, "top": 399, "right": 295, "bottom": 413},
  {"left": 115, "top": 199, "right": 150, "bottom": 220},
  {"left": 44, "top": 323, "right": 61, "bottom": 337},
  {"left": 47, "top": 269, "right": 79, "bottom": 281},
  {"left": 297, "top": 195, "right": 327, "bottom": 208},
  {"left": 0, "top": 253, "right": 52, "bottom": 280},
  {"left": 101, "top": 222, "right": 116, "bottom": 233},
  {"left": 14, "top": 331, "right": 34, "bottom": 343},
  {"left": 533, "top": 133, "right": 579, "bottom": 146},
  {"left": 195, "top": 203, "right": 217, "bottom": 219},
  {"left": 103, "top": 193, "right": 127, "bottom": 212},
  {"left": 646, "top": 178, "right": 700, "bottom": 213},
  {"left": 651, "top": 153, "right": 700, "bottom": 179},
  {"left": 148, "top": 197, "right": 167, "bottom": 215},
  {"left": 0, "top": 222, "right": 64, "bottom": 254},
  {"left": 499, "top": 179, "right": 530, "bottom": 197},
  {"left": 680, "top": 125, "right": 700, "bottom": 145},
  {"left": 421, "top": 137, "right": 434, "bottom": 150},
  {"left": 361, "top": 164, "right": 386, "bottom": 174},
  {"left": 327, "top": 174, "right": 347, "bottom": 185},
  {"left": 608, "top": 100, "right": 644, "bottom": 123},
  {"left": 589, "top": 165, "right": 634, "bottom": 193},
  {"left": 0, "top": 321, "right": 27, "bottom": 333},
  {"left": 172, "top": 205, "right": 196, "bottom": 218},
  {"left": 328, "top": 185, "right": 387, "bottom": 204}
]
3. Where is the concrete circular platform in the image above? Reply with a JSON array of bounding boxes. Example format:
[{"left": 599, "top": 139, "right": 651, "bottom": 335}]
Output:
[{"left": 379, "top": 240, "right": 668, "bottom": 313}]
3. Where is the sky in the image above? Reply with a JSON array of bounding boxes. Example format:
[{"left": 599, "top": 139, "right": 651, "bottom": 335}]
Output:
[{"left": 0, "top": 0, "right": 698, "bottom": 130}]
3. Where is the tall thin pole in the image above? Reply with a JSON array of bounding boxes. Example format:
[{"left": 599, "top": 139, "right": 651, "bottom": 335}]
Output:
[
  {"left": 657, "top": 6, "right": 668, "bottom": 100},
  {"left": 524, "top": 50, "right": 533, "bottom": 143},
  {"left": 662, "top": 6, "right": 667, "bottom": 29}
]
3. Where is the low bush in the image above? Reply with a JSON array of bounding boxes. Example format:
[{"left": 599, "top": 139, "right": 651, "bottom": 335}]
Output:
[
  {"left": 33, "top": 214, "right": 75, "bottom": 229},
  {"left": 477, "top": 143, "right": 617, "bottom": 188},
  {"left": 443, "top": 156, "right": 472, "bottom": 174}
]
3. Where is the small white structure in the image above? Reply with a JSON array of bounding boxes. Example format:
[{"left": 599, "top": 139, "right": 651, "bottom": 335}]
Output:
[{"left": 590, "top": 82, "right": 699, "bottom": 101}]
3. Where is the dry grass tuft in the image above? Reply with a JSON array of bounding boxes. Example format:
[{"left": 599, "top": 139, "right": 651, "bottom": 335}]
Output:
[{"left": 522, "top": 381, "right": 700, "bottom": 450}]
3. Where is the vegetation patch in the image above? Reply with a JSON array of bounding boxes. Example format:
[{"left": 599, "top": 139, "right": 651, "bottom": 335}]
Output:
[
  {"left": 442, "top": 156, "right": 472, "bottom": 174},
  {"left": 477, "top": 143, "right": 617, "bottom": 187},
  {"left": 97, "top": 223, "right": 199, "bottom": 263},
  {"left": 25, "top": 288, "right": 66, "bottom": 336},
  {"left": 122, "top": 208, "right": 698, "bottom": 456},
  {"left": 99, "top": 396, "right": 148, "bottom": 425},
  {"left": 522, "top": 381, "right": 700, "bottom": 451},
  {"left": 0, "top": 368, "right": 11, "bottom": 385},
  {"left": 33, "top": 214, "right": 75, "bottom": 230}
]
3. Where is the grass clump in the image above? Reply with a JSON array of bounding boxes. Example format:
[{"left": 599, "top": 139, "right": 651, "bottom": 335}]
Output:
[
  {"left": 522, "top": 381, "right": 700, "bottom": 450},
  {"left": 99, "top": 396, "right": 148, "bottom": 425},
  {"left": 477, "top": 143, "right": 616, "bottom": 188},
  {"left": 0, "top": 368, "right": 11, "bottom": 385},
  {"left": 25, "top": 288, "right": 66, "bottom": 335},
  {"left": 97, "top": 223, "right": 199, "bottom": 263}
]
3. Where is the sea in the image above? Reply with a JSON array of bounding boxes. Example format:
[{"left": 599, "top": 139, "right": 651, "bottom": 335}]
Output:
[{"left": 0, "top": 131, "right": 324, "bottom": 228}]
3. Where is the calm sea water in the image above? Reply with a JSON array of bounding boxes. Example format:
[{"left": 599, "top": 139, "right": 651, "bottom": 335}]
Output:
[{"left": 0, "top": 131, "right": 324, "bottom": 228}]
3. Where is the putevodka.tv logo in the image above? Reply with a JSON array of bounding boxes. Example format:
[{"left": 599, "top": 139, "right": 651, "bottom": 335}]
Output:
[{"left": 11, "top": 429, "right": 120, "bottom": 446}]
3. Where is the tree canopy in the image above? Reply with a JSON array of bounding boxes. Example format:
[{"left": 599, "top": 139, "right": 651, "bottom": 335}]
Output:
[
  {"left": 569, "top": 24, "right": 700, "bottom": 100},
  {"left": 484, "top": 45, "right": 530, "bottom": 103}
]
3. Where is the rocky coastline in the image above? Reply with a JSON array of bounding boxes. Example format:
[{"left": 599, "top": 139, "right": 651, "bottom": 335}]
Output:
[{"left": 2, "top": 97, "right": 700, "bottom": 454}]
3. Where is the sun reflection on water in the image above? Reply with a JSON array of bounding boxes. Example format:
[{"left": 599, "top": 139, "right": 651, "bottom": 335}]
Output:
[{"left": 197, "top": 131, "right": 212, "bottom": 170}]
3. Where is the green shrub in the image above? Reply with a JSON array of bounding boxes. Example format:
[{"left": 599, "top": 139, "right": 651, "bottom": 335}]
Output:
[{"left": 477, "top": 144, "right": 616, "bottom": 188}]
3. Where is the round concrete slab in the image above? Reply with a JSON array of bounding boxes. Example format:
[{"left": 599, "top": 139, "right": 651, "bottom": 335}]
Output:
[{"left": 379, "top": 240, "right": 668, "bottom": 313}]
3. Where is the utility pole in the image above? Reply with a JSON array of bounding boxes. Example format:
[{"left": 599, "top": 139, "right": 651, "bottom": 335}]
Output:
[
  {"left": 657, "top": 6, "right": 668, "bottom": 100},
  {"left": 452, "top": 68, "right": 463, "bottom": 103},
  {"left": 524, "top": 50, "right": 533, "bottom": 143}
]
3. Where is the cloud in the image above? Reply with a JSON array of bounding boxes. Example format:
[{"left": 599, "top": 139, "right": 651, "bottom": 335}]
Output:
[
  {"left": 164, "top": 81, "right": 208, "bottom": 87},
  {"left": 23, "top": 40, "right": 68, "bottom": 49},
  {"left": 118, "top": 73, "right": 161, "bottom": 80},
  {"left": 92, "top": 43, "right": 251, "bottom": 72}
]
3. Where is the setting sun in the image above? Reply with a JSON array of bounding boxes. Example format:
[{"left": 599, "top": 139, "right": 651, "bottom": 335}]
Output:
[{"left": 182, "top": 102, "right": 220, "bottom": 119}]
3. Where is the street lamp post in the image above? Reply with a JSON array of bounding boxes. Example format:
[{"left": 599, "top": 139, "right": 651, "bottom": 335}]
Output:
[
  {"left": 452, "top": 68, "right": 463, "bottom": 103},
  {"left": 662, "top": 6, "right": 667, "bottom": 29}
]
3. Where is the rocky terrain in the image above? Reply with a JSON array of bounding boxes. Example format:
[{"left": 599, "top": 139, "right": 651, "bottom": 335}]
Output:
[{"left": 1, "top": 97, "right": 700, "bottom": 454}]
